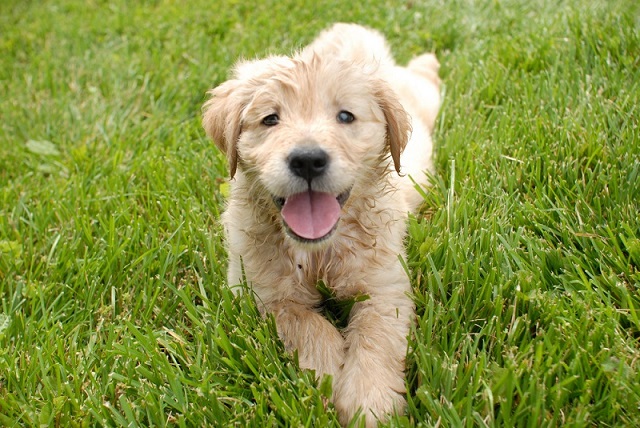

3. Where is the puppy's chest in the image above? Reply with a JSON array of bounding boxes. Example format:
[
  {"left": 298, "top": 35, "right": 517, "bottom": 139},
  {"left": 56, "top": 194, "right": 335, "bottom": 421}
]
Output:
[{"left": 291, "top": 246, "right": 367, "bottom": 299}]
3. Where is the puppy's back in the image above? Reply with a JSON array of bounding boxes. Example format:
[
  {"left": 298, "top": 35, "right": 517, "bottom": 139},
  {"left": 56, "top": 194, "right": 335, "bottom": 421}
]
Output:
[{"left": 300, "top": 23, "right": 396, "bottom": 68}]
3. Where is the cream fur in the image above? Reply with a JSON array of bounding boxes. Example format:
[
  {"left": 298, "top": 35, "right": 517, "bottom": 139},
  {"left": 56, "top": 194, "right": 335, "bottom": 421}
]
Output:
[{"left": 202, "top": 23, "right": 440, "bottom": 427}]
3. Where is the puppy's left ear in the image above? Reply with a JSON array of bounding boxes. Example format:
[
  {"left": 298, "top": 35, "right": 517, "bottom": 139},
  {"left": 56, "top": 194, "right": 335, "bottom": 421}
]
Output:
[{"left": 374, "top": 83, "right": 412, "bottom": 174}]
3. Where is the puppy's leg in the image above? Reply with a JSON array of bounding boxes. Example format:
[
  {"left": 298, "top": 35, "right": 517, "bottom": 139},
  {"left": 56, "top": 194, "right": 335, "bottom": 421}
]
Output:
[
  {"left": 270, "top": 301, "right": 346, "bottom": 382},
  {"left": 333, "top": 271, "right": 414, "bottom": 427}
]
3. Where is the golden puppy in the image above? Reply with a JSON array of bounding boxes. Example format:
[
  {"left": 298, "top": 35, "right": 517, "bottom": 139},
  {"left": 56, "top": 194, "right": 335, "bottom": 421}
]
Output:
[{"left": 203, "top": 23, "right": 440, "bottom": 426}]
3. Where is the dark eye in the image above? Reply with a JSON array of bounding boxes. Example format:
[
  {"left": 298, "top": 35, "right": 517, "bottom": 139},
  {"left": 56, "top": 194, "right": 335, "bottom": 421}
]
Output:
[
  {"left": 337, "top": 110, "right": 355, "bottom": 124},
  {"left": 262, "top": 113, "right": 280, "bottom": 126}
]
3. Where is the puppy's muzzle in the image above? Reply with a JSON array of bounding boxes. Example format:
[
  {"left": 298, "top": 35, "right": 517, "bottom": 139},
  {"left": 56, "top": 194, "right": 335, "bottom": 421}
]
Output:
[
  {"left": 287, "top": 147, "right": 329, "bottom": 184},
  {"left": 272, "top": 147, "right": 350, "bottom": 243}
]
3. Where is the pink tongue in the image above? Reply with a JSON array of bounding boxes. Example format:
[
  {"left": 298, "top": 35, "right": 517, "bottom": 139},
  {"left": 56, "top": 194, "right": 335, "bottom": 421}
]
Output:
[{"left": 281, "top": 191, "right": 341, "bottom": 240}]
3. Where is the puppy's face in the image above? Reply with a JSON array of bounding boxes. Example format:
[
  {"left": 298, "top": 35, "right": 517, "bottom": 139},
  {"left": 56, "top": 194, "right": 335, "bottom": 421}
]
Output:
[{"left": 203, "top": 55, "right": 410, "bottom": 245}]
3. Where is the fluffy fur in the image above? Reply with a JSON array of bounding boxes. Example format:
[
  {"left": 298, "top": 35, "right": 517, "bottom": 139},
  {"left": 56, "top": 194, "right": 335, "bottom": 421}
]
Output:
[{"left": 202, "top": 23, "right": 440, "bottom": 426}]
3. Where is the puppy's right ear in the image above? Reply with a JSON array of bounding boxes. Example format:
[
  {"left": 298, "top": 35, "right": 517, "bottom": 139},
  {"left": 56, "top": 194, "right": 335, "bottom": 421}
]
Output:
[
  {"left": 202, "top": 79, "right": 244, "bottom": 178},
  {"left": 203, "top": 56, "right": 290, "bottom": 178}
]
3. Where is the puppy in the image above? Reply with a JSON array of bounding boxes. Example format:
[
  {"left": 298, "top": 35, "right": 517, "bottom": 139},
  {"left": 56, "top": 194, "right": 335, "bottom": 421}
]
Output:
[{"left": 202, "top": 23, "right": 440, "bottom": 426}]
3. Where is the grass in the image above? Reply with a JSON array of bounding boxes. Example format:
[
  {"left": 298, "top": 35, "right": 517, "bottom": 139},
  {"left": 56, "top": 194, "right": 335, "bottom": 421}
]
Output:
[{"left": 0, "top": 0, "right": 639, "bottom": 426}]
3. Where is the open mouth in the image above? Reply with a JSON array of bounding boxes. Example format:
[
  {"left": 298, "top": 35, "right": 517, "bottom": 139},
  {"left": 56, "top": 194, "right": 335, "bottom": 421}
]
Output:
[{"left": 273, "top": 189, "right": 351, "bottom": 243}]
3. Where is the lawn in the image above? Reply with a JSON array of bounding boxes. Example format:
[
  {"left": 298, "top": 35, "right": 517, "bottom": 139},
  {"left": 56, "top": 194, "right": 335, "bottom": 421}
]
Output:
[{"left": 1, "top": 0, "right": 639, "bottom": 426}]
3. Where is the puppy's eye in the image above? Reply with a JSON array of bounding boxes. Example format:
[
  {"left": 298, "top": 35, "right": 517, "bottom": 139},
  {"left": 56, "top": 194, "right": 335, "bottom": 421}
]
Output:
[
  {"left": 337, "top": 110, "right": 355, "bottom": 124},
  {"left": 262, "top": 114, "right": 280, "bottom": 127}
]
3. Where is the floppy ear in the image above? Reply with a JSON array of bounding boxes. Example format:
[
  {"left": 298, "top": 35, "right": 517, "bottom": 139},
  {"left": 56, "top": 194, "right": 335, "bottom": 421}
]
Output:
[
  {"left": 376, "top": 82, "right": 411, "bottom": 174},
  {"left": 374, "top": 82, "right": 412, "bottom": 174},
  {"left": 202, "top": 79, "right": 244, "bottom": 178},
  {"left": 202, "top": 57, "right": 292, "bottom": 178},
  {"left": 376, "top": 83, "right": 411, "bottom": 174}
]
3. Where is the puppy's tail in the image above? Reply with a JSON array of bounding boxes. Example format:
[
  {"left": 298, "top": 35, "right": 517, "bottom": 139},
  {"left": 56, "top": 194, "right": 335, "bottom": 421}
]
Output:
[
  {"left": 406, "top": 53, "right": 441, "bottom": 132},
  {"left": 408, "top": 53, "right": 441, "bottom": 88},
  {"left": 301, "top": 23, "right": 396, "bottom": 67}
]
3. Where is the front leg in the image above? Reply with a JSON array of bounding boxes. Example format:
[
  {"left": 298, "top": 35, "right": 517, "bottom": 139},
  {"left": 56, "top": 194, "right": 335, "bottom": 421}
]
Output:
[
  {"left": 269, "top": 300, "right": 346, "bottom": 382},
  {"left": 333, "top": 275, "right": 414, "bottom": 427}
]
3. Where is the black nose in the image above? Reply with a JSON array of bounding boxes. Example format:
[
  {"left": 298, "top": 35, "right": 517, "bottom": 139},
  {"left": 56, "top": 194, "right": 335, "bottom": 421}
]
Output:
[{"left": 288, "top": 148, "right": 329, "bottom": 182}]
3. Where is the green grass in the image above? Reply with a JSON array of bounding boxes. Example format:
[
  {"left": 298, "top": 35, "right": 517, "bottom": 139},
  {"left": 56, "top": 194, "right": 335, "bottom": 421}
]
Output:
[{"left": 1, "top": 0, "right": 639, "bottom": 426}]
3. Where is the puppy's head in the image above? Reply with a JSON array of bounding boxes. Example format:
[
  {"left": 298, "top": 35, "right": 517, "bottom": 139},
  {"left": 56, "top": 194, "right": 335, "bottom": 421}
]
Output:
[{"left": 203, "top": 54, "right": 410, "bottom": 245}]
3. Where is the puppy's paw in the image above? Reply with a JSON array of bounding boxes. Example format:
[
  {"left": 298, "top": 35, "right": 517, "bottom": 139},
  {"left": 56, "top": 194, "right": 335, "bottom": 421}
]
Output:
[{"left": 333, "top": 375, "right": 406, "bottom": 427}]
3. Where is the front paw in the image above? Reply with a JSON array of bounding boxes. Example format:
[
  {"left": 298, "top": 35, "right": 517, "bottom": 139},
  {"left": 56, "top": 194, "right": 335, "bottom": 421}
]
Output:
[{"left": 333, "top": 373, "right": 407, "bottom": 427}]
